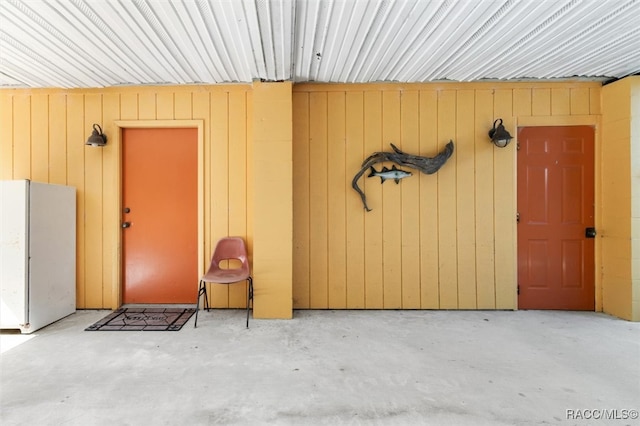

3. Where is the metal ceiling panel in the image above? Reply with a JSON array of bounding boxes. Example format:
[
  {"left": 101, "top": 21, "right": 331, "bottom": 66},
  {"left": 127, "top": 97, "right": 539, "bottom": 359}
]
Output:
[{"left": 0, "top": 0, "right": 638, "bottom": 88}]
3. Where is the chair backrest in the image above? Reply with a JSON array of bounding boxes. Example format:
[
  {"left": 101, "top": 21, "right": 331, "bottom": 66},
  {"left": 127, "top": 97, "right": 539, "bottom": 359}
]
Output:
[{"left": 212, "top": 237, "right": 249, "bottom": 267}]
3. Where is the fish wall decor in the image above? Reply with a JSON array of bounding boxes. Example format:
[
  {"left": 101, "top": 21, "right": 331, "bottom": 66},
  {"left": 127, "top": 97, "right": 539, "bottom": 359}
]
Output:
[
  {"left": 352, "top": 141, "right": 454, "bottom": 211},
  {"left": 368, "top": 165, "right": 412, "bottom": 184}
]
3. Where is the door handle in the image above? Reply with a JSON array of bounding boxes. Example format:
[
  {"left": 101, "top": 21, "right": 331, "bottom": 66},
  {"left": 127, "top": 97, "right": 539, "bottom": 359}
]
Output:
[
  {"left": 122, "top": 222, "right": 131, "bottom": 228},
  {"left": 585, "top": 227, "right": 596, "bottom": 238}
]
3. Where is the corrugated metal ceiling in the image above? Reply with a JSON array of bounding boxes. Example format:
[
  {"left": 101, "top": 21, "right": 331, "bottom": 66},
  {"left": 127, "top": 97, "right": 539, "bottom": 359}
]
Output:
[{"left": 1, "top": 0, "right": 639, "bottom": 88}]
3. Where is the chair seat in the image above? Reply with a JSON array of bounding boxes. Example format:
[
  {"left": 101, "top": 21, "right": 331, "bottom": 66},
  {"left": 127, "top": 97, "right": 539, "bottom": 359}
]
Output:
[{"left": 202, "top": 270, "right": 249, "bottom": 283}]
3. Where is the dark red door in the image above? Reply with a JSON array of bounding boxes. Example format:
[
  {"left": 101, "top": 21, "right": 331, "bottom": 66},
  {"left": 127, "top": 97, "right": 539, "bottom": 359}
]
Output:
[
  {"left": 122, "top": 128, "right": 198, "bottom": 304},
  {"left": 517, "top": 126, "right": 595, "bottom": 310}
]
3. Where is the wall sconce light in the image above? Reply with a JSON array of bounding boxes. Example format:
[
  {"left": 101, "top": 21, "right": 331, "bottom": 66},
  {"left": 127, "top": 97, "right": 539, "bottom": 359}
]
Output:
[
  {"left": 488, "top": 118, "right": 513, "bottom": 148},
  {"left": 86, "top": 124, "right": 107, "bottom": 147}
]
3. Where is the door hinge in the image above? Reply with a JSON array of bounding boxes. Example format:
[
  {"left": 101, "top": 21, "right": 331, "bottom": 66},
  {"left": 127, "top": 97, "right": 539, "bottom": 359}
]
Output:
[
  {"left": 516, "top": 212, "right": 520, "bottom": 223},
  {"left": 517, "top": 285, "right": 520, "bottom": 295}
]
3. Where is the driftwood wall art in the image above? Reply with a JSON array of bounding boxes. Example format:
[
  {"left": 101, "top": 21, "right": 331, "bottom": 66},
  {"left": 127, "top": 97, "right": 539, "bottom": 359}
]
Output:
[{"left": 351, "top": 140, "right": 455, "bottom": 211}]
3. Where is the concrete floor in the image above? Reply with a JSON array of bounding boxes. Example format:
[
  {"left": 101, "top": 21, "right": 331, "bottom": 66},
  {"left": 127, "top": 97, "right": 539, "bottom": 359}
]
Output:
[{"left": 1, "top": 309, "right": 639, "bottom": 426}]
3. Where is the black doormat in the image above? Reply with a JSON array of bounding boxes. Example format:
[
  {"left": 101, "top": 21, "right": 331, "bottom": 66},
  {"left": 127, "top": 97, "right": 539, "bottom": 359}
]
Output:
[{"left": 85, "top": 307, "right": 196, "bottom": 331}]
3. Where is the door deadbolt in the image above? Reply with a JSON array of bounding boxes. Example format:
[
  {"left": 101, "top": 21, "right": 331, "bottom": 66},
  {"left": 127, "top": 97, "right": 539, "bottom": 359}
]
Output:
[
  {"left": 585, "top": 227, "right": 596, "bottom": 238},
  {"left": 122, "top": 222, "right": 131, "bottom": 228}
]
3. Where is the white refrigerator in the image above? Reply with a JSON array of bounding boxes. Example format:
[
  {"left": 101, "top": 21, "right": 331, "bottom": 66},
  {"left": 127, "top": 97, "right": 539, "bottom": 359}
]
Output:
[{"left": 1, "top": 180, "right": 76, "bottom": 333}]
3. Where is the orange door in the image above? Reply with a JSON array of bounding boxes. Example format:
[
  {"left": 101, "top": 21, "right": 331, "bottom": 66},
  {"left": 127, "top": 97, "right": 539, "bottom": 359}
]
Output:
[
  {"left": 122, "top": 128, "right": 198, "bottom": 304},
  {"left": 517, "top": 126, "right": 595, "bottom": 310}
]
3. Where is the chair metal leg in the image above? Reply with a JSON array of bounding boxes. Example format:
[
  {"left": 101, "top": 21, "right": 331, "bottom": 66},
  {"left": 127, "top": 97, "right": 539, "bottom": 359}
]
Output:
[
  {"left": 246, "top": 277, "right": 253, "bottom": 328},
  {"left": 194, "top": 280, "right": 207, "bottom": 328}
]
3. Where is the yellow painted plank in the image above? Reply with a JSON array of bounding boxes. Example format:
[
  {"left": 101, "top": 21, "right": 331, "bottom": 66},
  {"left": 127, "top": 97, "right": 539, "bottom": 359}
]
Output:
[
  {"left": 156, "top": 92, "right": 174, "bottom": 120},
  {"left": 363, "top": 91, "right": 384, "bottom": 308},
  {"left": 493, "top": 89, "right": 517, "bottom": 309},
  {"left": 327, "top": 91, "right": 347, "bottom": 308},
  {"left": 590, "top": 87, "right": 601, "bottom": 115},
  {"left": 66, "top": 94, "right": 86, "bottom": 308},
  {"left": 228, "top": 90, "right": 249, "bottom": 308},
  {"left": 400, "top": 91, "right": 421, "bottom": 309},
  {"left": 139, "top": 92, "right": 156, "bottom": 120},
  {"left": 175, "top": 91, "right": 193, "bottom": 119},
  {"left": 345, "top": 91, "right": 366, "bottom": 308},
  {"left": 120, "top": 93, "right": 138, "bottom": 120},
  {"left": 292, "top": 92, "right": 311, "bottom": 308},
  {"left": 83, "top": 93, "right": 104, "bottom": 308},
  {"left": 251, "top": 81, "right": 293, "bottom": 319},
  {"left": 13, "top": 95, "right": 31, "bottom": 180},
  {"left": 30, "top": 94, "right": 49, "bottom": 183},
  {"left": 48, "top": 94, "right": 67, "bottom": 185},
  {"left": 513, "top": 88, "right": 532, "bottom": 116},
  {"left": 0, "top": 94, "right": 12, "bottom": 180},
  {"left": 455, "top": 89, "right": 477, "bottom": 309},
  {"left": 475, "top": 90, "right": 496, "bottom": 309},
  {"left": 570, "top": 88, "right": 590, "bottom": 115},
  {"left": 437, "top": 90, "right": 458, "bottom": 308},
  {"left": 101, "top": 93, "right": 120, "bottom": 308},
  {"left": 209, "top": 91, "right": 230, "bottom": 307},
  {"left": 309, "top": 92, "right": 329, "bottom": 308},
  {"left": 418, "top": 90, "right": 440, "bottom": 308},
  {"left": 382, "top": 90, "right": 402, "bottom": 309},
  {"left": 192, "top": 92, "right": 211, "bottom": 273},
  {"left": 532, "top": 88, "right": 551, "bottom": 116},
  {"left": 551, "top": 88, "right": 570, "bottom": 116}
]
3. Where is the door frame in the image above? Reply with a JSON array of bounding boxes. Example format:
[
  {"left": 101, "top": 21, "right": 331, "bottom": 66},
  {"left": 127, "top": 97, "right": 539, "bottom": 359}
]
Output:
[
  {"left": 109, "top": 120, "right": 204, "bottom": 309},
  {"left": 515, "top": 114, "right": 601, "bottom": 311}
]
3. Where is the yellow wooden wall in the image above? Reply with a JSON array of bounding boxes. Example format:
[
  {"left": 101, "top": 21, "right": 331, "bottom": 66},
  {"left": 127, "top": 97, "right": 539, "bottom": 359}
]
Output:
[
  {"left": 601, "top": 76, "right": 640, "bottom": 321},
  {"left": 292, "top": 81, "right": 602, "bottom": 310},
  {"left": 0, "top": 85, "right": 254, "bottom": 309}
]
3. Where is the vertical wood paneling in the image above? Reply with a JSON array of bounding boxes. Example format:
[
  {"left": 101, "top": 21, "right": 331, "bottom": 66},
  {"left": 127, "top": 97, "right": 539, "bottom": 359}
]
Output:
[
  {"left": 192, "top": 91, "right": 211, "bottom": 270},
  {"left": 418, "top": 90, "right": 440, "bottom": 308},
  {"left": 102, "top": 93, "right": 120, "bottom": 308},
  {"left": 513, "top": 89, "right": 532, "bottom": 116},
  {"left": 475, "top": 90, "right": 496, "bottom": 308},
  {"left": 156, "top": 92, "right": 174, "bottom": 119},
  {"left": 293, "top": 92, "right": 311, "bottom": 308},
  {"left": 309, "top": 92, "right": 329, "bottom": 308},
  {"left": 84, "top": 93, "right": 104, "bottom": 308},
  {"left": 121, "top": 93, "right": 138, "bottom": 119},
  {"left": 175, "top": 92, "right": 193, "bottom": 119},
  {"left": 327, "top": 92, "right": 347, "bottom": 308},
  {"left": 31, "top": 94, "right": 49, "bottom": 183},
  {"left": 382, "top": 90, "right": 402, "bottom": 309},
  {"left": 49, "top": 94, "right": 67, "bottom": 185},
  {"left": 437, "top": 90, "right": 458, "bottom": 309},
  {"left": 0, "top": 94, "right": 12, "bottom": 180},
  {"left": 13, "top": 95, "right": 31, "bottom": 179},
  {"left": 0, "top": 81, "right": 601, "bottom": 311},
  {"left": 139, "top": 93, "right": 156, "bottom": 120},
  {"left": 363, "top": 91, "right": 383, "bottom": 308},
  {"left": 228, "top": 90, "right": 248, "bottom": 307},
  {"left": 209, "top": 91, "right": 230, "bottom": 307},
  {"left": 551, "top": 88, "right": 570, "bottom": 116},
  {"left": 570, "top": 88, "right": 590, "bottom": 115},
  {"left": 493, "top": 89, "right": 517, "bottom": 309},
  {"left": 66, "top": 94, "right": 85, "bottom": 307},
  {"left": 345, "top": 92, "right": 365, "bottom": 308},
  {"left": 1, "top": 85, "right": 253, "bottom": 310},
  {"left": 456, "top": 90, "right": 476, "bottom": 309},
  {"left": 532, "top": 88, "right": 551, "bottom": 116},
  {"left": 400, "top": 91, "right": 421, "bottom": 309},
  {"left": 590, "top": 87, "right": 601, "bottom": 114}
]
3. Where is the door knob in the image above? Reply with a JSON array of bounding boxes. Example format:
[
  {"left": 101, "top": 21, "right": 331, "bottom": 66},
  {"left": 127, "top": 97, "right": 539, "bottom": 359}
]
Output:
[
  {"left": 122, "top": 222, "right": 131, "bottom": 228},
  {"left": 585, "top": 227, "right": 596, "bottom": 238}
]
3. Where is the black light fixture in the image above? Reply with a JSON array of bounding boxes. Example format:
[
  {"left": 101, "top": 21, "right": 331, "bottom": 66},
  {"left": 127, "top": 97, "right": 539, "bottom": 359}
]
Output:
[
  {"left": 86, "top": 124, "right": 107, "bottom": 147},
  {"left": 488, "top": 118, "right": 513, "bottom": 148}
]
